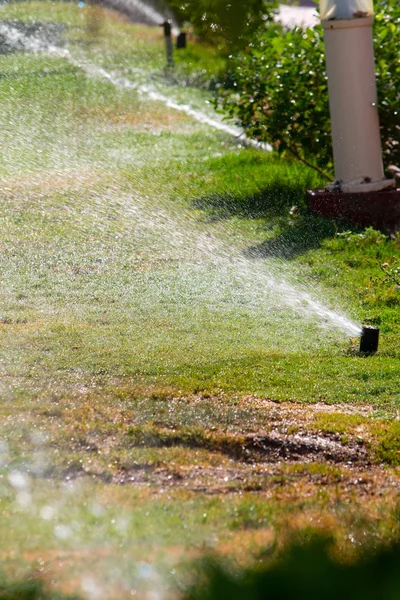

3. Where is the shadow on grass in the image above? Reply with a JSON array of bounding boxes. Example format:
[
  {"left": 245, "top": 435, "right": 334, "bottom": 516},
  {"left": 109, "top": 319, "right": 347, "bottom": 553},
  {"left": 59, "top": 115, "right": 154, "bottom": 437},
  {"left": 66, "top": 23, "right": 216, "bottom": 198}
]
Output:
[
  {"left": 244, "top": 216, "right": 338, "bottom": 260},
  {"left": 193, "top": 181, "right": 308, "bottom": 222},
  {"left": 193, "top": 180, "right": 339, "bottom": 259}
]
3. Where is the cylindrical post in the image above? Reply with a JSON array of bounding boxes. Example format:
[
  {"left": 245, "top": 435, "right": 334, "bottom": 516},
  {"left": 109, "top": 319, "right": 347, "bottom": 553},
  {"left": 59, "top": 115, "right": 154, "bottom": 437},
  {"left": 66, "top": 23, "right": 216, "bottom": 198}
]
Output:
[
  {"left": 323, "top": 17, "right": 383, "bottom": 186},
  {"left": 307, "top": 1, "right": 398, "bottom": 227},
  {"left": 320, "top": 0, "right": 394, "bottom": 192}
]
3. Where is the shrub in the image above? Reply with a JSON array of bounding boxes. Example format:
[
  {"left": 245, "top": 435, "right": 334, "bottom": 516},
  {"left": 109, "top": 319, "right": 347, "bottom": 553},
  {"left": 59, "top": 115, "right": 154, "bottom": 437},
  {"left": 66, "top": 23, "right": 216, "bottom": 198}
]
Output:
[
  {"left": 374, "top": 0, "right": 400, "bottom": 168},
  {"left": 166, "top": 0, "right": 275, "bottom": 52},
  {"left": 185, "top": 537, "right": 400, "bottom": 600},
  {"left": 217, "top": 0, "right": 400, "bottom": 177},
  {"left": 0, "top": 577, "right": 79, "bottom": 600}
]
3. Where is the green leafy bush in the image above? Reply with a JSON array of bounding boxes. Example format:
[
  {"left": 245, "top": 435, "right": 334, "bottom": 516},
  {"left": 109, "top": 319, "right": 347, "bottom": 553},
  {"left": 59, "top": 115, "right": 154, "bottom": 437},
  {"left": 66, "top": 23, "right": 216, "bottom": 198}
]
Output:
[
  {"left": 217, "top": 0, "right": 400, "bottom": 177},
  {"left": 166, "top": 0, "right": 275, "bottom": 51},
  {"left": 186, "top": 537, "right": 400, "bottom": 600},
  {"left": 0, "top": 577, "right": 79, "bottom": 600},
  {"left": 374, "top": 0, "right": 400, "bottom": 168}
]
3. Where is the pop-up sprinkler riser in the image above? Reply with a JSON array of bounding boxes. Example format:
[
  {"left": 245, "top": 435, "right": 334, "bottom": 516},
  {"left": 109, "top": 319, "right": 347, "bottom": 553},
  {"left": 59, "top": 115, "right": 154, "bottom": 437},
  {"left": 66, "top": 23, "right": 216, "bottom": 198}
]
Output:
[
  {"left": 360, "top": 325, "right": 379, "bottom": 354},
  {"left": 160, "top": 20, "right": 174, "bottom": 67}
]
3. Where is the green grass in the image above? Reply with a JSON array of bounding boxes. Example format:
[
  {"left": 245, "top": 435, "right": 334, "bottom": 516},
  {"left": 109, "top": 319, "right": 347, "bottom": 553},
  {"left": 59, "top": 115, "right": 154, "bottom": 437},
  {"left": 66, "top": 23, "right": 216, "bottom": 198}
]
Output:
[{"left": 0, "top": 2, "right": 400, "bottom": 597}]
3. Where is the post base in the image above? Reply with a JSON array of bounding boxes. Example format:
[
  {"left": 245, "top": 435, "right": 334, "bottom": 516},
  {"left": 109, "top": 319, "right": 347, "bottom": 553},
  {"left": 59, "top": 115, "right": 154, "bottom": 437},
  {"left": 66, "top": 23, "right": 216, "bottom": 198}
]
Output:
[{"left": 307, "top": 187, "right": 400, "bottom": 233}]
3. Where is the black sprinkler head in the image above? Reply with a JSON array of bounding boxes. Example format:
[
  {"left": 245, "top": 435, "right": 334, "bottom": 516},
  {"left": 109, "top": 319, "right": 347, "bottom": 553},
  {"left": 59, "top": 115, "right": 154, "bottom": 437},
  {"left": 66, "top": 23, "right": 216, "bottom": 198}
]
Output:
[
  {"left": 176, "top": 31, "right": 187, "bottom": 49},
  {"left": 360, "top": 325, "right": 379, "bottom": 354},
  {"left": 160, "top": 20, "right": 172, "bottom": 36}
]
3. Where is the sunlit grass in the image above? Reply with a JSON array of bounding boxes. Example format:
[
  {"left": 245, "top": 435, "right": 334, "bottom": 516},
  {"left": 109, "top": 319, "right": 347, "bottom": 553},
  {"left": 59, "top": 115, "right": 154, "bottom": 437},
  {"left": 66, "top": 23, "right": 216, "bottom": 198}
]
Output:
[{"left": 0, "top": 2, "right": 400, "bottom": 597}]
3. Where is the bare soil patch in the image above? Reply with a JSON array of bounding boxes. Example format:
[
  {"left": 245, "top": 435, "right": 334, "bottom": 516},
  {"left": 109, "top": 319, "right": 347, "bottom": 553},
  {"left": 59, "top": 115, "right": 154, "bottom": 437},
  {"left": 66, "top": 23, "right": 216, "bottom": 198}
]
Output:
[{"left": 29, "top": 392, "right": 398, "bottom": 502}]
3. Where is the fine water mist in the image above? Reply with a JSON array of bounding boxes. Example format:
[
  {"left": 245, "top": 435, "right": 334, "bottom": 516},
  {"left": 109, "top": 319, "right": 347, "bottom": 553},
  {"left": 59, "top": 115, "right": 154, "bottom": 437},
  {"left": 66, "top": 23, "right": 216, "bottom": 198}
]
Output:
[
  {"left": 0, "top": 17, "right": 360, "bottom": 342},
  {"left": 0, "top": 7, "right": 364, "bottom": 600},
  {"left": 102, "top": 0, "right": 179, "bottom": 33}
]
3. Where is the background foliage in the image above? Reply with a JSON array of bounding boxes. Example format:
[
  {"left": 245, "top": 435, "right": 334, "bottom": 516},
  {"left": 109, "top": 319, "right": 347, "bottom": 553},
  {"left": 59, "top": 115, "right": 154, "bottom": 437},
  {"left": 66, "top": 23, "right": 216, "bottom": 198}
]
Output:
[
  {"left": 186, "top": 538, "right": 400, "bottom": 600},
  {"left": 217, "top": 0, "right": 400, "bottom": 177},
  {"left": 165, "top": 0, "right": 275, "bottom": 51}
]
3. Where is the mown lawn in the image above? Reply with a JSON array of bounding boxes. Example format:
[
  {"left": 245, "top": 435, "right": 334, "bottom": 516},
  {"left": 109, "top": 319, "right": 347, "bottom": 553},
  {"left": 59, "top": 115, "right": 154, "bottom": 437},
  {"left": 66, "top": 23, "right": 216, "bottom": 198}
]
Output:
[{"left": 0, "top": 3, "right": 399, "bottom": 598}]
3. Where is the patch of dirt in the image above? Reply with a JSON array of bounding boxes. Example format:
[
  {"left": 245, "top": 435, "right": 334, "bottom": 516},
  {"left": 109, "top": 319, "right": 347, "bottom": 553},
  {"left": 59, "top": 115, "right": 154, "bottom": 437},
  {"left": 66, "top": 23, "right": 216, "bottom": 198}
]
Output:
[
  {"left": 76, "top": 104, "right": 190, "bottom": 133},
  {"left": 63, "top": 424, "right": 372, "bottom": 494},
  {"left": 10, "top": 391, "right": 400, "bottom": 500},
  {"left": 248, "top": 430, "right": 368, "bottom": 463},
  {"left": 109, "top": 109, "right": 190, "bottom": 132},
  {"left": 107, "top": 460, "right": 400, "bottom": 503},
  {"left": 118, "top": 427, "right": 369, "bottom": 464},
  {"left": 1, "top": 169, "right": 106, "bottom": 196},
  {"left": 236, "top": 395, "right": 374, "bottom": 417}
]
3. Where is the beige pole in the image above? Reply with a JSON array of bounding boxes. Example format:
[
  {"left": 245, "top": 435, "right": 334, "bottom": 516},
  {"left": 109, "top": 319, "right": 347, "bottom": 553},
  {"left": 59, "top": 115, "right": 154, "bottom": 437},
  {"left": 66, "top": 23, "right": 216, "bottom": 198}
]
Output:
[{"left": 321, "top": 9, "right": 394, "bottom": 192}]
